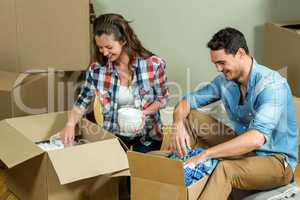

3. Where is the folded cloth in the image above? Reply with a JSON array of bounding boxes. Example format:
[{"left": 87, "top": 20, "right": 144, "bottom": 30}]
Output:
[
  {"left": 37, "top": 134, "right": 89, "bottom": 151},
  {"left": 169, "top": 147, "right": 218, "bottom": 186}
]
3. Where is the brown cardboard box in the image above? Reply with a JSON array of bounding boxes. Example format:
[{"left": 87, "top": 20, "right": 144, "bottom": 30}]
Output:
[
  {"left": 0, "top": 112, "right": 129, "bottom": 200},
  {"left": 0, "top": 70, "right": 84, "bottom": 121},
  {"left": 127, "top": 151, "right": 209, "bottom": 200},
  {"left": 264, "top": 22, "right": 300, "bottom": 97},
  {"left": 293, "top": 97, "right": 300, "bottom": 161},
  {"left": 0, "top": 0, "right": 90, "bottom": 72}
]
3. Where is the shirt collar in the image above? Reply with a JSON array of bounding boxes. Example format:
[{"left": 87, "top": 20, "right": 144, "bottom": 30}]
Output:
[
  {"left": 247, "top": 57, "right": 258, "bottom": 90},
  {"left": 131, "top": 56, "right": 139, "bottom": 69},
  {"left": 106, "top": 56, "right": 139, "bottom": 72},
  {"left": 106, "top": 61, "right": 114, "bottom": 73}
]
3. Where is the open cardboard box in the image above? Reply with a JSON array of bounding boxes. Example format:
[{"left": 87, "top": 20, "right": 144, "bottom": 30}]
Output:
[
  {"left": 0, "top": 70, "right": 84, "bottom": 121},
  {"left": 127, "top": 151, "right": 209, "bottom": 200},
  {"left": 0, "top": 112, "right": 129, "bottom": 200}
]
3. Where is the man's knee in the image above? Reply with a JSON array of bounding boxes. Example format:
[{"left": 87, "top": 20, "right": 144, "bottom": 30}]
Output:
[
  {"left": 187, "top": 110, "right": 212, "bottom": 123},
  {"left": 213, "top": 160, "right": 235, "bottom": 180},
  {"left": 186, "top": 110, "right": 214, "bottom": 131}
]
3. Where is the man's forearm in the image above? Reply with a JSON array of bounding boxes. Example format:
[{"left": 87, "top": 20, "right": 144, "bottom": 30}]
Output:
[
  {"left": 205, "top": 129, "right": 266, "bottom": 159},
  {"left": 173, "top": 100, "right": 191, "bottom": 124}
]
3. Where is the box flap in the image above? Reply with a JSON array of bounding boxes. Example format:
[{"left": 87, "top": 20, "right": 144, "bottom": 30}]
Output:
[
  {"left": 267, "top": 22, "right": 300, "bottom": 35},
  {"left": 0, "top": 120, "right": 44, "bottom": 168},
  {"left": 5, "top": 112, "right": 68, "bottom": 142},
  {"left": 111, "top": 169, "right": 130, "bottom": 177},
  {"left": 127, "top": 151, "right": 185, "bottom": 186},
  {"left": 0, "top": 71, "right": 19, "bottom": 91},
  {"left": 268, "top": 21, "right": 300, "bottom": 27},
  {"left": 48, "top": 138, "right": 128, "bottom": 185}
]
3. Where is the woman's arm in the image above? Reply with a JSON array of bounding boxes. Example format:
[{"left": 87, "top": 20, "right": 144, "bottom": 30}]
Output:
[
  {"left": 60, "top": 106, "right": 85, "bottom": 146},
  {"left": 143, "top": 101, "right": 161, "bottom": 116},
  {"left": 60, "top": 66, "right": 96, "bottom": 146}
]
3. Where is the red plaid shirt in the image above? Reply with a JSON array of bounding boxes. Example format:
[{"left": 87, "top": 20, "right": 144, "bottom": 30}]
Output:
[{"left": 75, "top": 55, "right": 168, "bottom": 143}]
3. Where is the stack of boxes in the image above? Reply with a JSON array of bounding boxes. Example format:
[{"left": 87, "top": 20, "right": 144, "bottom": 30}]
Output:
[
  {"left": 264, "top": 22, "right": 300, "bottom": 97},
  {"left": 0, "top": 1, "right": 131, "bottom": 199},
  {"left": 0, "top": 0, "right": 91, "bottom": 120}
]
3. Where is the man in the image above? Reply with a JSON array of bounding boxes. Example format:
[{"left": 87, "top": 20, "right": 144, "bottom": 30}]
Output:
[{"left": 170, "top": 27, "right": 298, "bottom": 199}]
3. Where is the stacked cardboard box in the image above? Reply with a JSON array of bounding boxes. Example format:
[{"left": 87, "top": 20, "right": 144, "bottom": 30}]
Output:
[
  {"left": 264, "top": 22, "right": 300, "bottom": 97},
  {"left": 0, "top": 70, "right": 84, "bottom": 121},
  {"left": 0, "top": 112, "right": 129, "bottom": 200},
  {"left": 0, "top": 0, "right": 90, "bottom": 72},
  {"left": 0, "top": 0, "right": 128, "bottom": 199},
  {"left": 0, "top": 0, "right": 91, "bottom": 120}
]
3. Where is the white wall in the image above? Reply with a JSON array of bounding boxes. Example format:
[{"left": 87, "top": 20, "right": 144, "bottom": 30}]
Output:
[{"left": 93, "top": 0, "right": 300, "bottom": 106}]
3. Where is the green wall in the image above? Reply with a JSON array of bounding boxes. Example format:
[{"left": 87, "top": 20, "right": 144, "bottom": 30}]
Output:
[{"left": 93, "top": 0, "right": 300, "bottom": 106}]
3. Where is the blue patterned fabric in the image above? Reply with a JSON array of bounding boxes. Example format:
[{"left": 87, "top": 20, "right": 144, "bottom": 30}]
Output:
[{"left": 169, "top": 147, "right": 218, "bottom": 186}]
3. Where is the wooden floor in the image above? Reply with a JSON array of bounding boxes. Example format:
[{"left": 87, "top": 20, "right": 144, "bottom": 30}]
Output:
[
  {"left": 1, "top": 165, "right": 300, "bottom": 200},
  {"left": 0, "top": 169, "right": 17, "bottom": 200}
]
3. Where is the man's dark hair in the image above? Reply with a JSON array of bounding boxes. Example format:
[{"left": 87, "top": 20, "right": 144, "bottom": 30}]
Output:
[{"left": 207, "top": 27, "right": 249, "bottom": 55}]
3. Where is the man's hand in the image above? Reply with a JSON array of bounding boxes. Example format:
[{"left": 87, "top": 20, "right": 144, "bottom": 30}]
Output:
[
  {"left": 170, "top": 121, "right": 191, "bottom": 157},
  {"left": 184, "top": 150, "right": 209, "bottom": 169}
]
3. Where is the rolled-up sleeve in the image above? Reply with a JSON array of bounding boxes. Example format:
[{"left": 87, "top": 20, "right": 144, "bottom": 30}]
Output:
[
  {"left": 153, "top": 59, "right": 169, "bottom": 108},
  {"left": 183, "top": 76, "right": 221, "bottom": 109},
  {"left": 74, "top": 67, "right": 96, "bottom": 110},
  {"left": 248, "top": 82, "right": 287, "bottom": 141}
]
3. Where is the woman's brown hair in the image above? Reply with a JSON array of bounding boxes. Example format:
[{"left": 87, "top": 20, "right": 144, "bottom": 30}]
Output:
[{"left": 92, "top": 13, "right": 153, "bottom": 65}]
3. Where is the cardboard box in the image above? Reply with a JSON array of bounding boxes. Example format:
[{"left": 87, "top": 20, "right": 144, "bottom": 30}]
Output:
[
  {"left": 0, "top": 112, "right": 129, "bottom": 200},
  {"left": 0, "top": 0, "right": 90, "bottom": 72},
  {"left": 127, "top": 151, "right": 209, "bottom": 200},
  {"left": 293, "top": 97, "right": 300, "bottom": 161},
  {"left": 0, "top": 70, "right": 84, "bottom": 121},
  {"left": 264, "top": 22, "right": 300, "bottom": 97}
]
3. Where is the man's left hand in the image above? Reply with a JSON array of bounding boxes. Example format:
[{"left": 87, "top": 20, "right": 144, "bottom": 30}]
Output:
[{"left": 184, "top": 150, "right": 209, "bottom": 169}]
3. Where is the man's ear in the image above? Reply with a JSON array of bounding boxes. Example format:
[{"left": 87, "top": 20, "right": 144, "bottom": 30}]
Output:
[{"left": 236, "top": 48, "right": 246, "bottom": 58}]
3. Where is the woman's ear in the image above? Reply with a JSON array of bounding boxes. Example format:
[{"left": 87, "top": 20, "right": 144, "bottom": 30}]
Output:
[{"left": 121, "top": 39, "right": 127, "bottom": 46}]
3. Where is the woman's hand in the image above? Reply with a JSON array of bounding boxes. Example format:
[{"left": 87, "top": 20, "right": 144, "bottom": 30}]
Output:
[
  {"left": 59, "top": 106, "right": 84, "bottom": 147},
  {"left": 60, "top": 123, "right": 76, "bottom": 147},
  {"left": 133, "top": 113, "right": 146, "bottom": 134}
]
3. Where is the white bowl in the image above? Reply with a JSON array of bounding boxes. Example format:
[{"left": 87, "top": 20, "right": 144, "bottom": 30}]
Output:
[{"left": 117, "top": 107, "right": 143, "bottom": 136}]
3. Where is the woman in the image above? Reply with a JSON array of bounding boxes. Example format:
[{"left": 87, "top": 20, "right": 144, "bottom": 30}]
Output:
[{"left": 60, "top": 13, "right": 168, "bottom": 153}]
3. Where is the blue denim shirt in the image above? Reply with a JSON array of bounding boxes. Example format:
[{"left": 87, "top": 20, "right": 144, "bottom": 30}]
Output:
[{"left": 185, "top": 58, "right": 299, "bottom": 170}]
